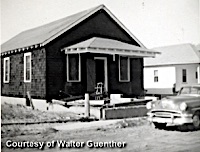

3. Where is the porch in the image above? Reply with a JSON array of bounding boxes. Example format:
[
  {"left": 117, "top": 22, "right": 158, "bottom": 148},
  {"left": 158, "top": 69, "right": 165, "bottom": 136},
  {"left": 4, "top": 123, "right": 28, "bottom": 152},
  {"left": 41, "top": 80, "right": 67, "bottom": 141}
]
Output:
[{"left": 62, "top": 37, "right": 159, "bottom": 97}]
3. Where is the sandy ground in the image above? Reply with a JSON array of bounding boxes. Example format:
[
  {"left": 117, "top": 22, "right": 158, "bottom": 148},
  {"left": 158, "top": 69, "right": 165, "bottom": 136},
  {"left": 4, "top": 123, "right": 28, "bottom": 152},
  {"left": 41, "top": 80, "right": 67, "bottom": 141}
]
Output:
[
  {"left": 1, "top": 100, "right": 200, "bottom": 152},
  {"left": 1, "top": 118, "right": 200, "bottom": 152}
]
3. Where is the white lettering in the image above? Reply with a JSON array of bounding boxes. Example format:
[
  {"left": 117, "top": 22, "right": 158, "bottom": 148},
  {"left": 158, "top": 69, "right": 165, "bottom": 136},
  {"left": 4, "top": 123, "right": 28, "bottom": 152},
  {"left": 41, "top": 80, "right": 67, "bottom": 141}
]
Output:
[
  {"left": 86, "top": 140, "right": 126, "bottom": 148},
  {"left": 56, "top": 140, "right": 66, "bottom": 148},
  {"left": 56, "top": 140, "right": 85, "bottom": 148},
  {"left": 6, "top": 140, "right": 12, "bottom": 148},
  {"left": 5, "top": 140, "right": 45, "bottom": 149},
  {"left": 38, "top": 142, "right": 45, "bottom": 149},
  {"left": 87, "top": 140, "right": 94, "bottom": 148}
]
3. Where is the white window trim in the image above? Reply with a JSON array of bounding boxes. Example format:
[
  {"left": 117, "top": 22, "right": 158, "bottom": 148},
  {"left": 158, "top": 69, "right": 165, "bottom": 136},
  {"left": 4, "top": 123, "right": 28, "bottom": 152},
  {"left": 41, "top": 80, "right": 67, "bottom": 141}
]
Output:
[
  {"left": 119, "top": 56, "right": 130, "bottom": 82},
  {"left": 154, "top": 70, "right": 159, "bottom": 82},
  {"left": 24, "top": 52, "right": 32, "bottom": 82},
  {"left": 67, "top": 54, "right": 81, "bottom": 82},
  {"left": 3, "top": 57, "right": 10, "bottom": 83}
]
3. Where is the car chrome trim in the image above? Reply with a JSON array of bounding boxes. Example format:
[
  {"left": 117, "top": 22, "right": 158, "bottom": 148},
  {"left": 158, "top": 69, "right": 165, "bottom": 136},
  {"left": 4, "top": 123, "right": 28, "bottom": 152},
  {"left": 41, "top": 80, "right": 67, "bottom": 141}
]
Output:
[
  {"left": 150, "top": 109, "right": 182, "bottom": 114},
  {"left": 148, "top": 117, "right": 193, "bottom": 125}
]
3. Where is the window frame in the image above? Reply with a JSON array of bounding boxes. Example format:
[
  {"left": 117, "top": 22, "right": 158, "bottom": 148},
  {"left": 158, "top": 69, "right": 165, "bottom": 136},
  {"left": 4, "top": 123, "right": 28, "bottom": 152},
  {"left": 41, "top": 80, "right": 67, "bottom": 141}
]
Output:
[
  {"left": 196, "top": 71, "right": 198, "bottom": 79},
  {"left": 119, "top": 56, "right": 130, "bottom": 82},
  {"left": 67, "top": 54, "right": 81, "bottom": 82},
  {"left": 24, "top": 52, "right": 32, "bottom": 82},
  {"left": 3, "top": 57, "right": 10, "bottom": 83},
  {"left": 154, "top": 70, "right": 159, "bottom": 82},
  {"left": 182, "top": 69, "right": 187, "bottom": 83}
]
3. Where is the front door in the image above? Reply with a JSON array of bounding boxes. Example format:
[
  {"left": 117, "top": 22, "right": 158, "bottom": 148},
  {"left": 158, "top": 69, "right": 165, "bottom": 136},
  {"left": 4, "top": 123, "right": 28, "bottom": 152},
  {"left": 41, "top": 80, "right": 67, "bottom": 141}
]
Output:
[{"left": 95, "top": 57, "right": 108, "bottom": 92}]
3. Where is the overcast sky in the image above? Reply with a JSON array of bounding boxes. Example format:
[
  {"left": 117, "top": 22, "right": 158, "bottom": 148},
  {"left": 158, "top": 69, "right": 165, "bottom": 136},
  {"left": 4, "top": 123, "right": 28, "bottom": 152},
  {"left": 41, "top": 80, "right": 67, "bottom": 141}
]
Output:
[{"left": 1, "top": 0, "right": 200, "bottom": 48}]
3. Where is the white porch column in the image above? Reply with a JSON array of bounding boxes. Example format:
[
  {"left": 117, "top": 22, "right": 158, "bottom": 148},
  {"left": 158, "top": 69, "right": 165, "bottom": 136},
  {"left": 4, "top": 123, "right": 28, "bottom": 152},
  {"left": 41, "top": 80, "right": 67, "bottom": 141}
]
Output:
[{"left": 85, "top": 93, "right": 90, "bottom": 118}]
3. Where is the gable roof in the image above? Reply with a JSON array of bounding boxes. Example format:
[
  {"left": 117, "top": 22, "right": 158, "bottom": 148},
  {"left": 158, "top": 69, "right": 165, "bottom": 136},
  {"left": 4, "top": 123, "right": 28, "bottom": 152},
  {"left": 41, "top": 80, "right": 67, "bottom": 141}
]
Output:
[
  {"left": 1, "top": 4, "right": 145, "bottom": 55},
  {"left": 144, "top": 43, "right": 200, "bottom": 66},
  {"left": 63, "top": 37, "right": 159, "bottom": 57}
]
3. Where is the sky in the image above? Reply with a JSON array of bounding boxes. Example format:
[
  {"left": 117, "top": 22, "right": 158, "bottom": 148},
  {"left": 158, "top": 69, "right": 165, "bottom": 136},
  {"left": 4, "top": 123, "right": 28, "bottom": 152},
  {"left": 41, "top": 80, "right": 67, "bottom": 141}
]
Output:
[{"left": 1, "top": 0, "right": 200, "bottom": 48}]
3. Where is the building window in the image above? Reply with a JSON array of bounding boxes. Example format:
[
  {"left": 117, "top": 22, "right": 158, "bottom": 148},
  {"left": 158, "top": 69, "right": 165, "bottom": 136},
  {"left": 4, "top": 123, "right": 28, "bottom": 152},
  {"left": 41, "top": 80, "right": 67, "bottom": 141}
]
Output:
[
  {"left": 3, "top": 57, "right": 10, "bottom": 83},
  {"left": 196, "top": 71, "right": 198, "bottom": 79},
  {"left": 67, "top": 54, "right": 81, "bottom": 82},
  {"left": 154, "top": 70, "right": 158, "bottom": 82},
  {"left": 119, "top": 56, "right": 130, "bottom": 82},
  {"left": 24, "top": 52, "right": 31, "bottom": 82},
  {"left": 182, "top": 69, "right": 187, "bottom": 83}
]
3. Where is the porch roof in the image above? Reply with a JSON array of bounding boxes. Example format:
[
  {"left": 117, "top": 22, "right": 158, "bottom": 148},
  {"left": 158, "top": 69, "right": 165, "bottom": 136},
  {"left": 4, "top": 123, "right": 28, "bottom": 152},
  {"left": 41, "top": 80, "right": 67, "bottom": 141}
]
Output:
[{"left": 62, "top": 37, "right": 160, "bottom": 57}]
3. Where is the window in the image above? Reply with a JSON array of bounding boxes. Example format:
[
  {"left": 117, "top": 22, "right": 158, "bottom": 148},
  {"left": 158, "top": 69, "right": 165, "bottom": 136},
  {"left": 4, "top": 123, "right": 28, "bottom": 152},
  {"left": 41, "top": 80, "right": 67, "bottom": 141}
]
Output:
[
  {"left": 196, "top": 71, "right": 198, "bottom": 79},
  {"left": 67, "top": 54, "right": 81, "bottom": 82},
  {"left": 180, "top": 87, "right": 200, "bottom": 95},
  {"left": 119, "top": 56, "right": 130, "bottom": 82},
  {"left": 154, "top": 70, "right": 158, "bottom": 82},
  {"left": 3, "top": 57, "right": 10, "bottom": 83},
  {"left": 182, "top": 69, "right": 187, "bottom": 83},
  {"left": 24, "top": 52, "right": 31, "bottom": 82}
]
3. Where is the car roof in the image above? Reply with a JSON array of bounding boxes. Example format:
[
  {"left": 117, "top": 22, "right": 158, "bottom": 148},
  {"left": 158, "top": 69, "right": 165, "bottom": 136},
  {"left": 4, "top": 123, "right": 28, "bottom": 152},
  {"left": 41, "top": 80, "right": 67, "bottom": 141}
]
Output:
[{"left": 182, "top": 84, "right": 200, "bottom": 88}]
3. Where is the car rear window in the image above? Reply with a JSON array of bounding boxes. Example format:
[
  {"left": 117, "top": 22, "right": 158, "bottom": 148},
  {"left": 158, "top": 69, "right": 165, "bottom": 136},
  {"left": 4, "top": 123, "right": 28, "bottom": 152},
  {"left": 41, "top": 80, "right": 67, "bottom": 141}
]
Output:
[{"left": 180, "top": 87, "right": 200, "bottom": 95}]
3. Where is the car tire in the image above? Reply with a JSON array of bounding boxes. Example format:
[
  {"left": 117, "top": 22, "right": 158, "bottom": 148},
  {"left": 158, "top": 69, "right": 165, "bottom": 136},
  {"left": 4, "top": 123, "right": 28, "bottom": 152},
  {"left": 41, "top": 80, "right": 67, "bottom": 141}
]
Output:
[
  {"left": 153, "top": 122, "right": 166, "bottom": 129},
  {"left": 193, "top": 113, "right": 200, "bottom": 129}
]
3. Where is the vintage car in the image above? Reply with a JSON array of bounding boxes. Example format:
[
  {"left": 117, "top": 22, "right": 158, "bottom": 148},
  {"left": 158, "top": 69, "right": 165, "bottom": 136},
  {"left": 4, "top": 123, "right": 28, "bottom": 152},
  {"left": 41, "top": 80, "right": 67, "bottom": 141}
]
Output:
[{"left": 146, "top": 85, "right": 200, "bottom": 129}]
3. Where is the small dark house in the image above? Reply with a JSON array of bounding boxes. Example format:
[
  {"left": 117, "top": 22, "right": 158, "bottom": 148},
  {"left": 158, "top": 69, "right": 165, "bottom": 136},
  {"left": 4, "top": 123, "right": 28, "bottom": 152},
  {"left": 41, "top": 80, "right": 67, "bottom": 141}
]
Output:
[{"left": 1, "top": 5, "right": 158, "bottom": 101}]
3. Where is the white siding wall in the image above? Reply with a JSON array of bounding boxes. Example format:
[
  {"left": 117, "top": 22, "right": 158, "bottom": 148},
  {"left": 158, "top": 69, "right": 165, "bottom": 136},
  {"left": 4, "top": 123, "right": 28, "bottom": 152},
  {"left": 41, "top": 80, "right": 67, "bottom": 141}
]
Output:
[
  {"left": 175, "top": 63, "right": 200, "bottom": 90},
  {"left": 144, "top": 66, "right": 176, "bottom": 89}
]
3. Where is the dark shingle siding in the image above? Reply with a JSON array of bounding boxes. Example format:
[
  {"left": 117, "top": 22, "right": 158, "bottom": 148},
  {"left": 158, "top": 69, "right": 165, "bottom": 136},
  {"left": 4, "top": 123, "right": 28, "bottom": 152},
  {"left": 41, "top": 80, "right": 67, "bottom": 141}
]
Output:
[{"left": 1, "top": 48, "right": 46, "bottom": 98}]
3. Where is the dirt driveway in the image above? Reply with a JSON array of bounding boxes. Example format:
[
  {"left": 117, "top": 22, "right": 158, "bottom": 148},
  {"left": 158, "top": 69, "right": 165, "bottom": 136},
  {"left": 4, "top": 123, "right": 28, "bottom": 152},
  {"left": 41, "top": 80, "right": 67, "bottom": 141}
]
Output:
[{"left": 1, "top": 118, "right": 200, "bottom": 152}]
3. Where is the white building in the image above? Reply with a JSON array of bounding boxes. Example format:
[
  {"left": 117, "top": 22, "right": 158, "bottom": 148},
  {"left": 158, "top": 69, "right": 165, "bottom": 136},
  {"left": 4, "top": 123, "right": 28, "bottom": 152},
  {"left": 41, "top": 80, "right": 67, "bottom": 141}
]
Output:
[{"left": 144, "top": 43, "right": 200, "bottom": 97}]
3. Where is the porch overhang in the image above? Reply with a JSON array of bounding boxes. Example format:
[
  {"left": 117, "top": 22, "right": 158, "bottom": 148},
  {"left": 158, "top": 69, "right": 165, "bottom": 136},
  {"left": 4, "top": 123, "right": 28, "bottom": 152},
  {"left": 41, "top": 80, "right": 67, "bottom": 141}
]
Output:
[{"left": 62, "top": 37, "right": 160, "bottom": 57}]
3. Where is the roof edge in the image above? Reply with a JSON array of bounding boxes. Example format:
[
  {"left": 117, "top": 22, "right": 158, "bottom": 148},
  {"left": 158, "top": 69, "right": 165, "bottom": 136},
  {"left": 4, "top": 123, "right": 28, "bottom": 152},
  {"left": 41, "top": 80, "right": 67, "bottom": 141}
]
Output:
[
  {"left": 41, "top": 5, "right": 105, "bottom": 46},
  {"left": 1, "top": 4, "right": 146, "bottom": 54},
  {"left": 1, "top": 43, "right": 42, "bottom": 56},
  {"left": 102, "top": 6, "right": 146, "bottom": 48},
  {"left": 42, "top": 4, "right": 146, "bottom": 48},
  {"left": 144, "top": 62, "right": 200, "bottom": 67}
]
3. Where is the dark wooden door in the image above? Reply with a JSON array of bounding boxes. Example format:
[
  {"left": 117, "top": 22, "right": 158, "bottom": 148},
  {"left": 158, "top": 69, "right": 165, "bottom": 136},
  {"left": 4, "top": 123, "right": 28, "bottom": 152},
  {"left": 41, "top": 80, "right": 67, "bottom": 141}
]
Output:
[{"left": 95, "top": 59, "right": 105, "bottom": 84}]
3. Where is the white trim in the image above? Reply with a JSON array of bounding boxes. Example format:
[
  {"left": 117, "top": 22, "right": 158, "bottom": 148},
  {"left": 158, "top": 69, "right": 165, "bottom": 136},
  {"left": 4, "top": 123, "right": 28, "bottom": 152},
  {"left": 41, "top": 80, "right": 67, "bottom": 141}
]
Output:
[
  {"left": 67, "top": 54, "right": 81, "bottom": 82},
  {"left": 24, "top": 52, "right": 32, "bottom": 82},
  {"left": 42, "top": 5, "right": 145, "bottom": 48},
  {"left": 94, "top": 57, "right": 108, "bottom": 92},
  {"left": 3, "top": 57, "right": 10, "bottom": 83},
  {"left": 119, "top": 56, "right": 130, "bottom": 82},
  {"left": 65, "top": 47, "right": 157, "bottom": 57},
  {"left": 113, "top": 54, "right": 116, "bottom": 61}
]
